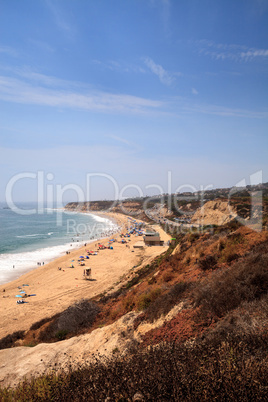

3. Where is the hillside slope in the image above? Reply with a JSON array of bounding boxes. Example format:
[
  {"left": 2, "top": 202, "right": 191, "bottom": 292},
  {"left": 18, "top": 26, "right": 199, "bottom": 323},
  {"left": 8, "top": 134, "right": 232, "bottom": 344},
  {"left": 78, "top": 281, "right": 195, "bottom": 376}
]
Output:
[{"left": 0, "top": 220, "right": 267, "bottom": 398}]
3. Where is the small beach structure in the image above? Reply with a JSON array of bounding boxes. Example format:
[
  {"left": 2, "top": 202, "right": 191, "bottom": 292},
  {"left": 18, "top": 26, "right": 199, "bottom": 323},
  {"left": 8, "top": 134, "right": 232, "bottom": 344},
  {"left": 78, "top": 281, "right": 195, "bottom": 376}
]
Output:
[
  {"left": 143, "top": 230, "right": 163, "bottom": 246},
  {"left": 133, "top": 240, "right": 145, "bottom": 249}
]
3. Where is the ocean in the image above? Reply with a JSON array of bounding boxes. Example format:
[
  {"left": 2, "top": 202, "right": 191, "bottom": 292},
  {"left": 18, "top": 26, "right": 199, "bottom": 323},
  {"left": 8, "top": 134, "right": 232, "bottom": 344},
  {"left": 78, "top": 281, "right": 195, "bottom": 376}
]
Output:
[{"left": 0, "top": 203, "right": 118, "bottom": 285}]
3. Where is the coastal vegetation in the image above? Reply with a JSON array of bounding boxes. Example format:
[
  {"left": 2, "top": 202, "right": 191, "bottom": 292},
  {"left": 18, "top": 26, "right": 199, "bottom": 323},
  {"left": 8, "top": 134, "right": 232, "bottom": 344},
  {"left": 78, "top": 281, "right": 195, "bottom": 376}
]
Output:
[
  {"left": 0, "top": 335, "right": 267, "bottom": 401},
  {"left": 0, "top": 192, "right": 268, "bottom": 400}
]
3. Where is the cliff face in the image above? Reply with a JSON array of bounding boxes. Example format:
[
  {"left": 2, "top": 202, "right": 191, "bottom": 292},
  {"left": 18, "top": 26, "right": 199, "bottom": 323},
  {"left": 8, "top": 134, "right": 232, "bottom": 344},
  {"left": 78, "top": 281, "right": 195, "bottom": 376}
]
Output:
[
  {"left": 65, "top": 201, "right": 114, "bottom": 212},
  {"left": 191, "top": 200, "right": 237, "bottom": 226},
  {"left": 65, "top": 201, "right": 149, "bottom": 221},
  {"left": 0, "top": 312, "right": 139, "bottom": 388},
  {"left": 0, "top": 304, "right": 184, "bottom": 388}
]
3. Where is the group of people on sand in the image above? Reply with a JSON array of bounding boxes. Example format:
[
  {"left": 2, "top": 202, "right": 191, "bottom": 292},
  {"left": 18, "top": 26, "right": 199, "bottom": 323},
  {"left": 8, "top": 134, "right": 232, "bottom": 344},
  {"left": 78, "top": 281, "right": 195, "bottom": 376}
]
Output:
[{"left": 56, "top": 218, "right": 140, "bottom": 275}]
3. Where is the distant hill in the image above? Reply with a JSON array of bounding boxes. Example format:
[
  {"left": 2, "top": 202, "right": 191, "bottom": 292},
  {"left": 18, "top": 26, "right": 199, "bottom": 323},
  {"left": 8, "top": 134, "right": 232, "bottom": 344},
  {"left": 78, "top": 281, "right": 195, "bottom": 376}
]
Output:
[{"left": 65, "top": 182, "right": 268, "bottom": 227}]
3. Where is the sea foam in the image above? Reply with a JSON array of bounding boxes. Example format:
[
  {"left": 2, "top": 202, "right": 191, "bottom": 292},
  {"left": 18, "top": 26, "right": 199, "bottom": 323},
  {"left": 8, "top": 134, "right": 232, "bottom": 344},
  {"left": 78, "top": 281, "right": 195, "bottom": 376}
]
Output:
[{"left": 0, "top": 210, "right": 119, "bottom": 285}]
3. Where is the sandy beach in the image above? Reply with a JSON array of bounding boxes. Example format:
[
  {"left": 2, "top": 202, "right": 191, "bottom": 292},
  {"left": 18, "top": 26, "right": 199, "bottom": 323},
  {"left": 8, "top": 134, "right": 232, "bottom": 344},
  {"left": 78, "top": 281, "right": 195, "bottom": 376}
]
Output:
[{"left": 0, "top": 212, "right": 170, "bottom": 339}]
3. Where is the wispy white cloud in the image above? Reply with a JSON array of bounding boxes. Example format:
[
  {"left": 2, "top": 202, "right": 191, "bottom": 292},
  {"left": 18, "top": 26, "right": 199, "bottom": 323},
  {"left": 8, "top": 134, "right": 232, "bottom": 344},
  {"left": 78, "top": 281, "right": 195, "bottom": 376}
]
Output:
[
  {"left": 240, "top": 49, "right": 268, "bottom": 60},
  {"left": 106, "top": 135, "right": 142, "bottom": 153},
  {"left": 45, "top": 0, "right": 74, "bottom": 37},
  {"left": 0, "top": 74, "right": 163, "bottom": 115},
  {"left": 197, "top": 40, "right": 268, "bottom": 62},
  {"left": 181, "top": 102, "right": 268, "bottom": 119},
  {"left": 92, "top": 59, "right": 146, "bottom": 74},
  {"left": 0, "top": 45, "right": 18, "bottom": 57},
  {"left": 144, "top": 57, "right": 174, "bottom": 85},
  {"left": 11, "top": 69, "right": 80, "bottom": 89},
  {"left": 108, "top": 135, "right": 134, "bottom": 147},
  {"left": 160, "top": 0, "right": 171, "bottom": 35},
  {"left": 0, "top": 69, "right": 266, "bottom": 120},
  {"left": 150, "top": 0, "right": 171, "bottom": 35},
  {"left": 28, "top": 39, "right": 55, "bottom": 53}
]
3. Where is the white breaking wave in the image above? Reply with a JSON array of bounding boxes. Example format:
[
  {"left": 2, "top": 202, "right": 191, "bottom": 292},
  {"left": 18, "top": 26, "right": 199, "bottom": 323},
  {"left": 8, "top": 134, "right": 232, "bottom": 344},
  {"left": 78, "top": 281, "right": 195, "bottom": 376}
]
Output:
[
  {"left": 0, "top": 242, "right": 78, "bottom": 285},
  {"left": 0, "top": 216, "right": 119, "bottom": 285},
  {"left": 16, "top": 234, "right": 44, "bottom": 238}
]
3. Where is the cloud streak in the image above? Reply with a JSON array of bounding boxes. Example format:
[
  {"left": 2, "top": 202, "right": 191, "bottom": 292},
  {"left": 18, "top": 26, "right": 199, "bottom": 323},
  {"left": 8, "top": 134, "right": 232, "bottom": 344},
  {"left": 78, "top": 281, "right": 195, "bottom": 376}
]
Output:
[
  {"left": 144, "top": 57, "right": 174, "bottom": 85},
  {"left": 197, "top": 40, "right": 268, "bottom": 62},
  {"left": 150, "top": 0, "right": 171, "bottom": 35},
  {"left": 240, "top": 48, "right": 268, "bottom": 60},
  {"left": 181, "top": 102, "right": 268, "bottom": 119},
  {"left": 45, "top": 0, "right": 74, "bottom": 37},
  {"left": 0, "top": 75, "right": 163, "bottom": 114},
  {"left": 0, "top": 69, "right": 266, "bottom": 120},
  {"left": 92, "top": 59, "right": 146, "bottom": 74},
  {"left": 0, "top": 45, "right": 18, "bottom": 57}
]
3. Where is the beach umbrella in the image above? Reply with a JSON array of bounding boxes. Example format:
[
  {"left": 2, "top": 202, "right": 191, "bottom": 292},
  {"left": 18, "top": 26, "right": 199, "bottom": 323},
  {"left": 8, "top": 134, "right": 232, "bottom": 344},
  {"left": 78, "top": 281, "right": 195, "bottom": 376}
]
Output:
[{"left": 79, "top": 256, "right": 84, "bottom": 258}]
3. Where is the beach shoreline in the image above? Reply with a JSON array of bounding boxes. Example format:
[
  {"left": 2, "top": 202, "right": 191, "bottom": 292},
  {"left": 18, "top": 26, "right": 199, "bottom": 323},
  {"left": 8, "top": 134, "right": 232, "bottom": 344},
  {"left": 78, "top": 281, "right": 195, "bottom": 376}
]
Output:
[
  {"left": 0, "top": 211, "right": 170, "bottom": 339},
  {"left": 0, "top": 210, "right": 120, "bottom": 287}
]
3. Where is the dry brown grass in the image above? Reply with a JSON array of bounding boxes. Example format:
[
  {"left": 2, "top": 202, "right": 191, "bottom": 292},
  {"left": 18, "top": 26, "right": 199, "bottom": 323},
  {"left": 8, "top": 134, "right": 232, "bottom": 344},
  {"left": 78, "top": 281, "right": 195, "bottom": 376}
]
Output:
[{"left": 1, "top": 335, "right": 267, "bottom": 401}]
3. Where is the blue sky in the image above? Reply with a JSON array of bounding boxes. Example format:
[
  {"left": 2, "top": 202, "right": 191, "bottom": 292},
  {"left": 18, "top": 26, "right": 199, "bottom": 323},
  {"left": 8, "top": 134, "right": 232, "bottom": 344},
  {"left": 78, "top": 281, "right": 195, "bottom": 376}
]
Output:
[{"left": 0, "top": 0, "right": 267, "bottom": 202}]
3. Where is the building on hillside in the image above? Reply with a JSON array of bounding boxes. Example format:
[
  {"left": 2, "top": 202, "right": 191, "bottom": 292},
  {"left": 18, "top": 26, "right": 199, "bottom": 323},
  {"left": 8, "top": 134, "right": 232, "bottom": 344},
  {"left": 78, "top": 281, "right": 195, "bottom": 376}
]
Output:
[{"left": 143, "top": 230, "right": 164, "bottom": 246}]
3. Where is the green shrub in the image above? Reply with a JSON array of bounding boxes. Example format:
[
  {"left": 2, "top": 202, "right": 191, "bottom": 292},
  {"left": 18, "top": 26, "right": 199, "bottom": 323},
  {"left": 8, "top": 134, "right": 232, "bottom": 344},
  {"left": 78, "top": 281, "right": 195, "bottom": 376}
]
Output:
[
  {"left": 195, "top": 241, "right": 268, "bottom": 317},
  {"left": 137, "top": 288, "right": 162, "bottom": 311},
  {"left": 55, "top": 330, "right": 68, "bottom": 341},
  {"left": 226, "top": 252, "right": 239, "bottom": 263},
  {"left": 162, "top": 271, "right": 174, "bottom": 282},
  {"left": 143, "top": 281, "right": 191, "bottom": 322},
  {"left": 30, "top": 317, "right": 54, "bottom": 331},
  {"left": 0, "top": 330, "right": 25, "bottom": 350},
  {"left": 198, "top": 255, "right": 217, "bottom": 270},
  {"left": 39, "top": 299, "right": 100, "bottom": 342},
  {"left": 189, "top": 233, "right": 200, "bottom": 243}
]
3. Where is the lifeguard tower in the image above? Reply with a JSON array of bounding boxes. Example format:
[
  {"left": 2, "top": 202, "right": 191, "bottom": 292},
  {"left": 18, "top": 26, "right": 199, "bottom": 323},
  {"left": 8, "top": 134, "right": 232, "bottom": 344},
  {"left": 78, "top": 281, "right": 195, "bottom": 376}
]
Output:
[{"left": 83, "top": 268, "right": 92, "bottom": 280}]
